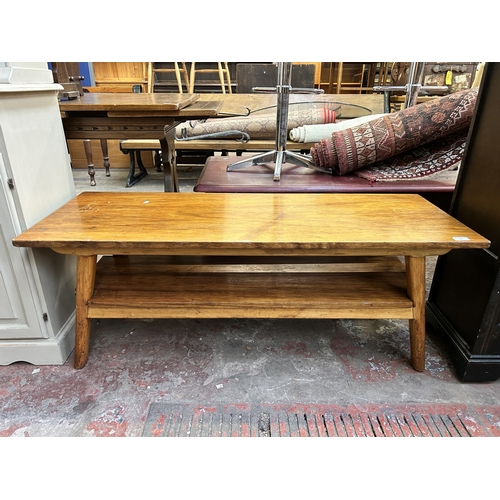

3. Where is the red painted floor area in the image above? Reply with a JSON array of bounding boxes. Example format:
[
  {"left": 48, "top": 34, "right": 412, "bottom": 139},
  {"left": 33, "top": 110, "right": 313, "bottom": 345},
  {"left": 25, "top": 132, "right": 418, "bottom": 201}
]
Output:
[
  {"left": 2, "top": 172, "right": 499, "bottom": 438},
  {"left": 1, "top": 316, "right": 499, "bottom": 437}
]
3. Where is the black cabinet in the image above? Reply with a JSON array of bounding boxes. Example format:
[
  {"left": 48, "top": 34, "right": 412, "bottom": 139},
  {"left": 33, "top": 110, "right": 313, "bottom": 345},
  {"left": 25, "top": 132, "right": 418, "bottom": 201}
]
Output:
[{"left": 426, "top": 63, "right": 500, "bottom": 382}]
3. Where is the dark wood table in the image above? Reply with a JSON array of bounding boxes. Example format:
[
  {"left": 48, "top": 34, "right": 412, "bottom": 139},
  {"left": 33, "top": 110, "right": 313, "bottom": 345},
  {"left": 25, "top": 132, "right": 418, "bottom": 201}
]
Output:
[
  {"left": 194, "top": 156, "right": 459, "bottom": 212},
  {"left": 59, "top": 93, "right": 222, "bottom": 191},
  {"left": 13, "top": 191, "right": 489, "bottom": 371}
]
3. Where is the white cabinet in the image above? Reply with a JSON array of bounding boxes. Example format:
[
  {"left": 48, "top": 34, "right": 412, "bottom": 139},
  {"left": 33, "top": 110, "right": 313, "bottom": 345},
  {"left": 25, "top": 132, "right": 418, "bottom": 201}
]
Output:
[{"left": 0, "top": 64, "right": 77, "bottom": 364}]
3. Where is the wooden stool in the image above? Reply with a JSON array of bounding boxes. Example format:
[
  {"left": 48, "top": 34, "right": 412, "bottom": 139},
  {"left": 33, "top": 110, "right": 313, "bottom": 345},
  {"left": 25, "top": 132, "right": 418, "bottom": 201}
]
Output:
[
  {"left": 147, "top": 62, "right": 190, "bottom": 93},
  {"left": 189, "top": 62, "right": 232, "bottom": 94}
]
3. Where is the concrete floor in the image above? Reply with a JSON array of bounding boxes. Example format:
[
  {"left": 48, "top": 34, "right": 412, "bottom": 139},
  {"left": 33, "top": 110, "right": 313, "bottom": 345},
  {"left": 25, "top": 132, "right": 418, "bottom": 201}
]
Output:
[{"left": 1, "top": 164, "right": 499, "bottom": 439}]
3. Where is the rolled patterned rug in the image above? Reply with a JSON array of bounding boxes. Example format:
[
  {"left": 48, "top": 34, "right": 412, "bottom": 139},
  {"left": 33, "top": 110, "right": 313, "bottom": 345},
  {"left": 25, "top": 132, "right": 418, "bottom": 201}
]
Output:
[
  {"left": 289, "top": 114, "right": 387, "bottom": 143},
  {"left": 310, "top": 87, "right": 478, "bottom": 177},
  {"left": 175, "top": 106, "right": 337, "bottom": 140}
]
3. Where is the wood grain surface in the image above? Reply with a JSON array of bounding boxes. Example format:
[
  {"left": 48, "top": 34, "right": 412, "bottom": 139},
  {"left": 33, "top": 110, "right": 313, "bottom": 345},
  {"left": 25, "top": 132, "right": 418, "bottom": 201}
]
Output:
[
  {"left": 88, "top": 255, "right": 413, "bottom": 319},
  {"left": 59, "top": 92, "right": 201, "bottom": 112},
  {"left": 13, "top": 192, "right": 490, "bottom": 256}
]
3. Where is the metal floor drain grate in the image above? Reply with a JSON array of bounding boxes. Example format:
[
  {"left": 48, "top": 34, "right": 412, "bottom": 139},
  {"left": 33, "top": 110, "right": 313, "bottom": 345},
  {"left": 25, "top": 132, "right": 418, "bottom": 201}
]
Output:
[{"left": 143, "top": 403, "right": 500, "bottom": 437}]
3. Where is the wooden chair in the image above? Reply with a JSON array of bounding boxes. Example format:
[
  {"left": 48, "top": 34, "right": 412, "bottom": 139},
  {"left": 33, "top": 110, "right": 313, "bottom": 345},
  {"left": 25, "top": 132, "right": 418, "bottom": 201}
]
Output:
[
  {"left": 326, "top": 62, "right": 368, "bottom": 94},
  {"left": 147, "top": 62, "right": 190, "bottom": 93},
  {"left": 189, "top": 62, "right": 232, "bottom": 94},
  {"left": 366, "top": 63, "right": 391, "bottom": 88},
  {"left": 377, "top": 63, "right": 392, "bottom": 86}
]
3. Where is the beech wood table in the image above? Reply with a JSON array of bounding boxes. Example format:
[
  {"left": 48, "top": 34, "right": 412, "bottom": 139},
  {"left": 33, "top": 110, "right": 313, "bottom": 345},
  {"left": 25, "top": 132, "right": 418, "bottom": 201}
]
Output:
[{"left": 13, "top": 192, "right": 489, "bottom": 371}]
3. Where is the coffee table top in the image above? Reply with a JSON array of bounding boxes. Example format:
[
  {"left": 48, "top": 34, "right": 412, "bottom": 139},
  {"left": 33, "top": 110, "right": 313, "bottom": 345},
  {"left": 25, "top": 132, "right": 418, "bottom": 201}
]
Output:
[{"left": 13, "top": 192, "right": 490, "bottom": 257}]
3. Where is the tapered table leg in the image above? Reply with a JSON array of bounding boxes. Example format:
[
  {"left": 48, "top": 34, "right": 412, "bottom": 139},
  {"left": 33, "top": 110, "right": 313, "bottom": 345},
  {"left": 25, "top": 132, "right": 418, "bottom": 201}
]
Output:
[
  {"left": 74, "top": 254, "right": 97, "bottom": 369},
  {"left": 405, "top": 256, "right": 426, "bottom": 371}
]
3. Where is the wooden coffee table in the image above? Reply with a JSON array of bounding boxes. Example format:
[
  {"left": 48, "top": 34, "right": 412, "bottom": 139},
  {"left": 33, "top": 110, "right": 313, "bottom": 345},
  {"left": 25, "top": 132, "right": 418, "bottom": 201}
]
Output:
[{"left": 13, "top": 192, "right": 489, "bottom": 371}]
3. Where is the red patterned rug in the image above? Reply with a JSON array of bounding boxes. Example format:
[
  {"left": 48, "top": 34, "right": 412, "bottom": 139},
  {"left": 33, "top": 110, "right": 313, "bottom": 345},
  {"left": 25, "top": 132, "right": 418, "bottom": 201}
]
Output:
[
  {"left": 310, "top": 88, "right": 478, "bottom": 181},
  {"left": 356, "top": 130, "right": 467, "bottom": 182}
]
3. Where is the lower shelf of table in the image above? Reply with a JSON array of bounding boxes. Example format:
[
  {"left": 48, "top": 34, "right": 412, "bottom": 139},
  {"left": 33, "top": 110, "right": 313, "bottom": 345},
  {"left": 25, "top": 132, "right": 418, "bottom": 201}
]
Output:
[{"left": 87, "top": 255, "right": 414, "bottom": 320}]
